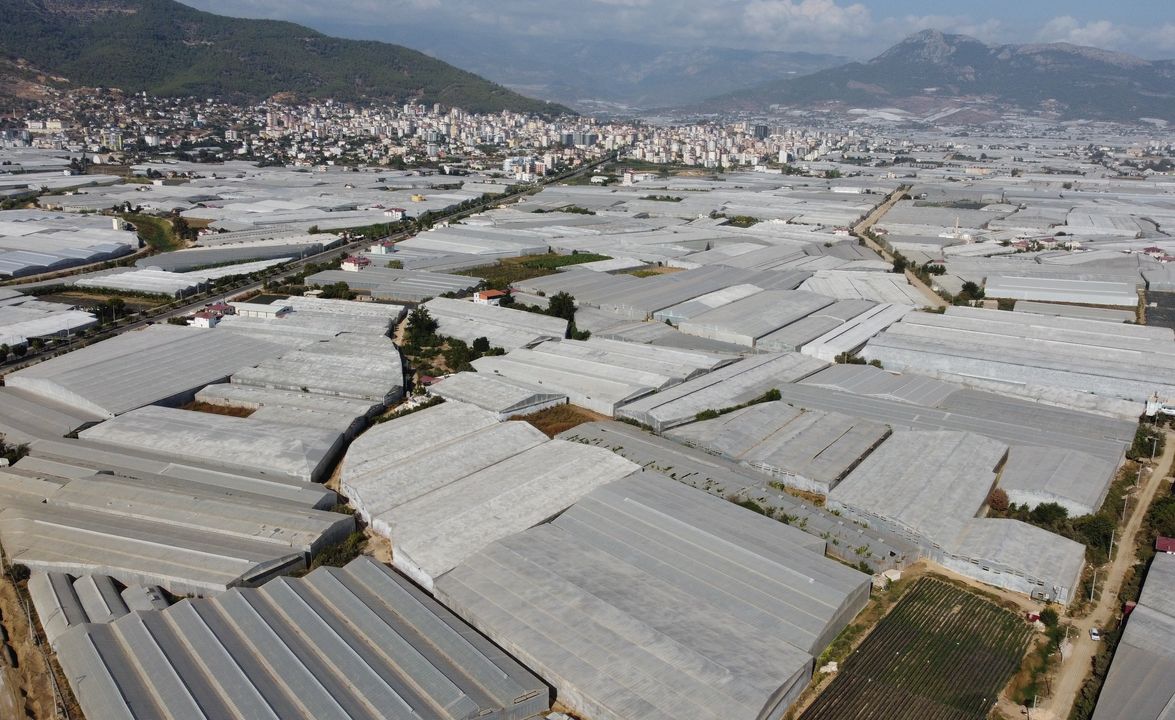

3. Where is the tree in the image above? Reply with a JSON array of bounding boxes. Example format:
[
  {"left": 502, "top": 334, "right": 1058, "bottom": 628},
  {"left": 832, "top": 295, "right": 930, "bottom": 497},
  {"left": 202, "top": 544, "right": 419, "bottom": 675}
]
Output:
[
  {"left": 0, "top": 344, "right": 8, "bottom": 362},
  {"left": 1151, "top": 497, "right": 1175, "bottom": 538},
  {"left": 320, "top": 282, "right": 354, "bottom": 300},
  {"left": 1030, "top": 502, "right": 1069, "bottom": 530},
  {"left": 472, "top": 336, "right": 490, "bottom": 354},
  {"left": 405, "top": 307, "right": 438, "bottom": 345},
  {"left": 1073, "top": 513, "right": 1115, "bottom": 552},
  {"left": 568, "top": 323, "right": 591, "bottom": 341},
  {"left": 107, "top": 297, "right": 126, "bottom": 321},
  {"left": 443, "top": 339, "right": 472, "bottom": 371},
  {"left": 171, "top": 213, "right": 197, "bottom": 243},
  {"left": 1039, "top": 607, "right": 1059, "bottom": 628},
  {"left": 1128, "top": 425, "right": 1164, "bottom": 461},
  {"left": 547, "top": 291, "right": 576, "bottom": 322},
  {"left": 988, "top": 488, "right": 1010, "bottom": 513}
]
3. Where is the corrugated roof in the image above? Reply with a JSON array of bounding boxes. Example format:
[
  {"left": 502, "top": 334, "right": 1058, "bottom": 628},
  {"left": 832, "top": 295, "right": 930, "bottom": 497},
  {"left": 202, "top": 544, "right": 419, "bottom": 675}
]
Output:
[
  {"left": 667, "top": 401, "right": 890, "bottom": 491},
  {"left": 54, "top": 556, "right": 550, "bottom": 720},
  {"left": 437, "top": 473, "right": 870, "bottom": 720},
  {"left": 1093, "top": 554, "right": 1175, "bottom": 720},
  {"left": 0, "top": 465, "right": 353, "bottom": 596},
  {"left": 342, "top": 402, "right": 639, "bottom": 590}
]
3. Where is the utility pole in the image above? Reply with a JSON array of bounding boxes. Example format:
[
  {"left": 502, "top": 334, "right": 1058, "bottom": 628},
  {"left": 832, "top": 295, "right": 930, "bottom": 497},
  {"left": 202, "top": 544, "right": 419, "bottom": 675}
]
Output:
[
  {"left": 1110, "top": 528, "right": 1116, "bottom": 560},
  {"left": 1090, "top": 569, "right": 1098, "bottom": 603}
]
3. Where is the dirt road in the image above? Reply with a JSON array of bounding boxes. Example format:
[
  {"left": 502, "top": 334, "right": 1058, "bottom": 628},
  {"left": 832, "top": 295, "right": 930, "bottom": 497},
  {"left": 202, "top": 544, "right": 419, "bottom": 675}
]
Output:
[
  {"left": 852, "top": 188, "right": 948, "bottom": 309},
  {"left": 1029, "top": 432, "right": 1174, "bottom": 719}
]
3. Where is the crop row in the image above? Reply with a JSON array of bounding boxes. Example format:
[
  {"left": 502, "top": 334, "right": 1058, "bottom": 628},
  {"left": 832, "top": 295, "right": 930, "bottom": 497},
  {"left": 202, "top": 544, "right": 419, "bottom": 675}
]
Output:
[{"left": 802, "top": 578, "right": 1033, "bottom": 720}]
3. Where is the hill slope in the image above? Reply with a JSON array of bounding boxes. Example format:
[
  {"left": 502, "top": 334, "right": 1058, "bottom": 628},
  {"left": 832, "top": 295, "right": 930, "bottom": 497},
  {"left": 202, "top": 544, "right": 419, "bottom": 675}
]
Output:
[
  {"left": 705, "top": 30, "right": 1175, "bottom": 122},
  {"left": 0, "top": 0, "right": 570, "bottom": 115}
]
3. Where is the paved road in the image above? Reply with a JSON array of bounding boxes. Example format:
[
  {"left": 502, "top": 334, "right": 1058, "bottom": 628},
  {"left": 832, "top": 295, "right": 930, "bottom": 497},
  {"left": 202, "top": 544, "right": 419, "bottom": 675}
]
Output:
[
  {"left": 852, "top": 188, "right": 947, "bottom": 309},
  {"left": 0, "top": 154, "right": 615, "bottom": 378},
  {"left": 1029, "top": 432, "right": 1174, "bottom": 720},
  {"left": 0, "top": 237, "right": 368, "bottom": 376}
]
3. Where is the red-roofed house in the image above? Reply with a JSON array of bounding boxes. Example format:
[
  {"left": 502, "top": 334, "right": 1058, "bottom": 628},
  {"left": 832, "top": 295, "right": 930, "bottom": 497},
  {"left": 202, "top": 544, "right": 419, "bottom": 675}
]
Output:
[
  {"left": 1156, "top": 536, "right": 1175, "bottom": 554},
  {"left": 473, "top": 290, "right": 508, "bottom": 306},
  {"left": 341, "top": 256, "right": 372, "bottom": 272},
  {"left": 190, "top": 311, "right": 219, "bottom": 329}
]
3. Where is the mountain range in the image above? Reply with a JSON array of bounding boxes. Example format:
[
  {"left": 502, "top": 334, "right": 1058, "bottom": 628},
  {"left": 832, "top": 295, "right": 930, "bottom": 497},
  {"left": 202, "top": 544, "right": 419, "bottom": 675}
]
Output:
[
  {"left": 0, "top": 0, "right": 570, "bottom": 115},
  {"left": 386, "top": 33, "right": 847, "bottom": 112},
  {"left": 702, "top": 30, "right": 1175, "bottom": 122},
  {"left": 1, "top": 3, "right": 1172, "bottom": 125}
]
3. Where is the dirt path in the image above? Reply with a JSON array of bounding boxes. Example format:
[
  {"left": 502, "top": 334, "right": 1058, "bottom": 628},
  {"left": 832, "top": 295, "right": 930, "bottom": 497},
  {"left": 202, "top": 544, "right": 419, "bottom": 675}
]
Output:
[
  {"left": 1028, "top": 430, "right": 1174, "bottom": 720},
  {"left": 852, "top": 188, "right": 948, "bottom": 309}
]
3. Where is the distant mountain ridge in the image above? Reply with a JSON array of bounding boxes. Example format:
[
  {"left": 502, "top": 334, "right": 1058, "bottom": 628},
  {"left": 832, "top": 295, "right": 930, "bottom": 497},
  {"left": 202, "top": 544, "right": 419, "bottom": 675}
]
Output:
[
  {"left": 704, "top": 30, "right": 1175, "bottom": 122},
  {"left": 396, "top": 34, "right": 848, "bottom": 111},
  {"left": 0, "top": 0, "right": 571, "bottom": 115}
]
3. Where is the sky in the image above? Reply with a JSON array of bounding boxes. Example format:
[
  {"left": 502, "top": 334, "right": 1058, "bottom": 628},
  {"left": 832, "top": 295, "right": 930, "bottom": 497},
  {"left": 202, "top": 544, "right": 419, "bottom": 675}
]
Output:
[{"left": 180, "top": 0, "right": 1175, "bottom": 60}]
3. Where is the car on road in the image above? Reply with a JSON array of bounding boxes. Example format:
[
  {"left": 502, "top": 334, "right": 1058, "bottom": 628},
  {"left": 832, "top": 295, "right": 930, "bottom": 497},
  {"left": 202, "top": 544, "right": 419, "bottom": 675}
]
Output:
[{"left": 1089, "top": 628, "right": 1102, "bottom": 641}]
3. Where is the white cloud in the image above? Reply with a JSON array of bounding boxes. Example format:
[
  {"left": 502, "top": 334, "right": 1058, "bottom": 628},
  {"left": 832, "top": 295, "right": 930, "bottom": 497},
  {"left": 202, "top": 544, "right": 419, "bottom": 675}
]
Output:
[
  {"left": 740, "top": 0, "right": 872, "bottom": 42},
  {"left": 1037, "top": 16, "right": 1128, "bottom": 49}
]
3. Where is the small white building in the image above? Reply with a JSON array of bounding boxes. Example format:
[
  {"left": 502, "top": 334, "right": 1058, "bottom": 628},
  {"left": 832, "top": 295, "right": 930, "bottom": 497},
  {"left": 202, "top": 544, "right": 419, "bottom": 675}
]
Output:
[
  {"left": 341, "top": 256, "right": 371, "bottom": 272},
  {"left": 383, "top": 208, "right": 406, "bottom": 220},
  {"left": 473, "top": 290, "right": 508, "bottom": 306},
  {"left": 189, "top": 311, "right": 219, "bottom": 329}
]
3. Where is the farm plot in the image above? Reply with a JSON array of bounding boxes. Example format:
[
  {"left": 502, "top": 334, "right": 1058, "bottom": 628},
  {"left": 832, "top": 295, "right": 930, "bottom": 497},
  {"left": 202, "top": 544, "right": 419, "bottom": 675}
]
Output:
[{"left": 801, "top": 578, "right": 1033, "bottom": 720}]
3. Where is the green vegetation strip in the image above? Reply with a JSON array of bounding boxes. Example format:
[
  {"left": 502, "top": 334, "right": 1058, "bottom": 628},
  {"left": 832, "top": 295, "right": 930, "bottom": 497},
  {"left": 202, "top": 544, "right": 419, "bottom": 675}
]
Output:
[
  {"left": 802, "top": 578, "right": 1033, "bottom": 720},
  {"left": 457, "top": 252, "right": 611, "bottom": 290},
  {"left": 121, "top": 213, "right": 182, "bottom": 252}
]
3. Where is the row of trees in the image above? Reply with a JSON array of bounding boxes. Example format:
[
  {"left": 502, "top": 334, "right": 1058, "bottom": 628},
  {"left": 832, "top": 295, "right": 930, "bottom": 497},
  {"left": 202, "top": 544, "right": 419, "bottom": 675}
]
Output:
[
  {"left": 989, "top": 494, "right": 1118, "bottom": 564},
  {"left": 889, "top": 245, "right": 984, "bottom": 306}
]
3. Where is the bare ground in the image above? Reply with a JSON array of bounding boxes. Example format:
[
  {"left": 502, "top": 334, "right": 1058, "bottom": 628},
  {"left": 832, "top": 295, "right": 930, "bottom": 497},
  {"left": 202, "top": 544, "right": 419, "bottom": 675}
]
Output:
[{"left": 510, "top": 404, "right": 607, "bottom": 438}]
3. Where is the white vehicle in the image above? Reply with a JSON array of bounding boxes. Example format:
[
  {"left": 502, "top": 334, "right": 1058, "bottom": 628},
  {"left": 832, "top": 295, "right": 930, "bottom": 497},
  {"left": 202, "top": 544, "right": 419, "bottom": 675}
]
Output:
[{"left": 1089, "top": 628, "right": 1103, "bottom": 641}]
